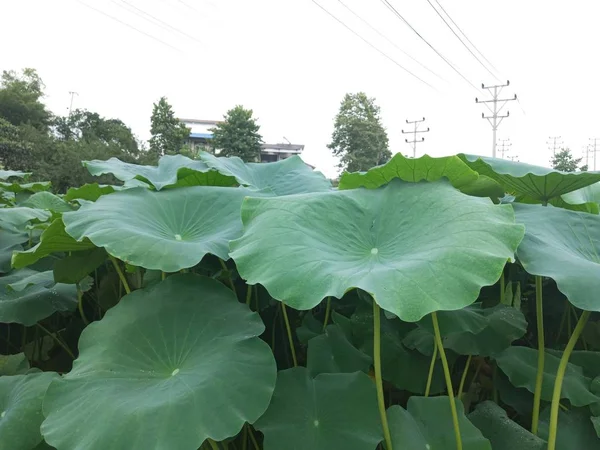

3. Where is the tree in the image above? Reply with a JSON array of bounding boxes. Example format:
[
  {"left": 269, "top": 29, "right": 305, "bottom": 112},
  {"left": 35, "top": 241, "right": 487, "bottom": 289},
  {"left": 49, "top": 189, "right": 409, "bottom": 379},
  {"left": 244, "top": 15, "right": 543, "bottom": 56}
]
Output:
[
  {"left": 149, "top": 97, "right": 190, "bottom": 161},
  {"left": 0, "top": 68, "right": 51, "bottom": 131},
  {"left": 54, "top": 109, "right": 140, "bottom": 158},
  {"left": 328, "top": 92, "right": 390, "bottom": 172},
  {"left": 0, "top": 117, "right": 28, "bottom": 169},
  {"left": 210, "top": 105, "right": 263, "bottom": 162},
  {"left": 550, "top": 147, "right": 586, "bottom": 172},
  {"left": 0, "top": 68, "right": 147, "bottom": 192}
]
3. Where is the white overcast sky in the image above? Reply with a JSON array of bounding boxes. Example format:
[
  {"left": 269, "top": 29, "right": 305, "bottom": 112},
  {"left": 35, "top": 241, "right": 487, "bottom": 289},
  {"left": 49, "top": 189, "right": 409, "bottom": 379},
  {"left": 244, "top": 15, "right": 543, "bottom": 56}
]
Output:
[{"left": 2, "top": 0, "right": 600, "bottom": 177}]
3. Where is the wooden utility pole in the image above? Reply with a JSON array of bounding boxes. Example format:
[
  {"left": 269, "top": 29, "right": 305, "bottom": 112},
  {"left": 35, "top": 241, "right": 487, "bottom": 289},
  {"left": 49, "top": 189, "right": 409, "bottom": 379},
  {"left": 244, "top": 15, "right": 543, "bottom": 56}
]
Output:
[
  {"left": 476, "top": 81, "right": 517, "bottom": 158},
  {"left": 401, "top": 117, "right": 429, "bottom": 158}
]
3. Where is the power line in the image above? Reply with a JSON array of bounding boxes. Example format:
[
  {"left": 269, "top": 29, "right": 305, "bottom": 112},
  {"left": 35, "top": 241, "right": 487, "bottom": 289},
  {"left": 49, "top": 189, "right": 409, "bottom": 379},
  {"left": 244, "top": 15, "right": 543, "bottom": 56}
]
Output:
[
  {"left": 114, "top": 0, "right": 204, "bottom": 46},
  {"left": 177, "top": 0, "right": 216, "bottom": 12},
  {"left": 424, "top": 0, "right": 496, "bottom": 79},
  {"left": 379, "top": 0, "right": 480, "bottom": 92},
  {"left": 432, "top": 0, "right": 499, "bottom": 74},
  {"left": 336, "top": 0, "right": 443, "bottom": 80},
  {"left": 75, "top": 0, "right": 183, "bottom": 53},
  {"left": 177, "top": 0, "right": 200, "bottom": 11},
  {"left": 310, "top": 0, "right": 435, "bottom": 89}
]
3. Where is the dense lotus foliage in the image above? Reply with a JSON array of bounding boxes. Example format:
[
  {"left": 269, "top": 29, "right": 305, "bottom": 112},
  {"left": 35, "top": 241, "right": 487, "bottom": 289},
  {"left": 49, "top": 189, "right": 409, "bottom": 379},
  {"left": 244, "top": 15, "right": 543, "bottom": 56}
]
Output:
[{"left": 0, "top": 152, "right": 599, "bottom": 450}]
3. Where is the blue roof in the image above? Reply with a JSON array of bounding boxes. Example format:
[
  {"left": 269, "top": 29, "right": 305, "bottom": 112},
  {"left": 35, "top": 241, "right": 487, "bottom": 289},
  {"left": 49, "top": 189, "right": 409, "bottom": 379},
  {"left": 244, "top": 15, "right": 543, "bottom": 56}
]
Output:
[{"left": 189, "top": 132, "right": 213, "bottom": 139}]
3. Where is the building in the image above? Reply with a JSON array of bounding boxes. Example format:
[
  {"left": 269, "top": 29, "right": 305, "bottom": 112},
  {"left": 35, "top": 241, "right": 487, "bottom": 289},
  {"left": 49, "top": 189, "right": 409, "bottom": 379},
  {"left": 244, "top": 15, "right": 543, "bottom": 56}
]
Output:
[
  {"left": 179, "top": 118, "right": 221, "bottom": 154},
  {"left": 259, "top": 143, "right": 304, "bottom": 162},
  {"left": 179, "top": 118, "right": 305, "bottom": 162}
]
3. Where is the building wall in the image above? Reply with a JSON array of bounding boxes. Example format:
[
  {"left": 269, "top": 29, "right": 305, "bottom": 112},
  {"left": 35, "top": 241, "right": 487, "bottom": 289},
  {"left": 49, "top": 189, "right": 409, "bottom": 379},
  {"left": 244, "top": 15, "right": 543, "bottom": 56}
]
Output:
[{"left": 180, "top": 119, "right": 305, "bottom": 163}]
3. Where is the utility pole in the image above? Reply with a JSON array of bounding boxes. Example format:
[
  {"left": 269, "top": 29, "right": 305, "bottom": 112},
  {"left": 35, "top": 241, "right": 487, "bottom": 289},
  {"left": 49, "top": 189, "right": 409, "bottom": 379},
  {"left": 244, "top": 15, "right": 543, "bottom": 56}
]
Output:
[
  {"left": 590, "top": 138, "right": 600, "bottom": 171},
  {"left": 580, "top": 145, "right": 593, "bottom": 170},
  {"left": 497, "top": 138, "right": 512, "bottom": 159},
  {"left": 507, "top": 155, "right": 519, "bottom": 162},
  {"left": 68, "top": 91, "right": 79, "bottom": 117},
  {"left": 546, "top": 136, "right": 563, "bottom": 156},
  {"left": 401, "top": 117, "right": 429, "bottom": 158},
  {"left": 476, "top": 81, "right": 517, "bottom": 158}
]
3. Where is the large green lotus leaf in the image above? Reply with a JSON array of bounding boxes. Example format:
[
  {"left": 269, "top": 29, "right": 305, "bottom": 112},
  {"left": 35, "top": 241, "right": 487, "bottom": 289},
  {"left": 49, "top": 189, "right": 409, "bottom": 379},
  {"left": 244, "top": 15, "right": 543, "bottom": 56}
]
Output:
[
  {"left": 385, "top": 345, "right": 455, "bottom": 396},
  {"left": 254, "top": 367, "right": 382, "bottom": 450},
  {"left": 495, "top": 346, "right": 600, "bottom": 407},
  {"left": 199, "top": 152, "right": 332, "bottom": 196},
  {"left": 63, "top": 186, "right": 250, "bottom": 272},
  {"left": 296, "top": 311, "right": 325, "bottom": 344},
  {"left": 547, "top": 350, "right": 600, "bottom": 379},
  {"left": 0, "top": 181, "right": 51, "bottom": 194},
  {"left": 21, "top": 192, "right": 74, "bottom": 213},
  {"left": 338, "top": 153, "right": 479, "bottom": 191},
  {"left": 6, "top": 270, "right": 54, "bottom": 291},
  {"left": 459, "top": 175, "right": 506, "bottom": 199},
  {"left": 53, "top": 248, "right": 107, "bottom": 284},
  {"left": 512, "top": 193, "right": 600, "bottom": 215},
  {"left": 0, "top": 372, "right": 59, "bottom": 450},
  {"left": 307, "top": 324, "right": 372, "bottom": 376},
  {"left": 548, "top": 196, "right": 599, "bottom": 214},
  {"left": 387, "top": 396, "right": 491, "bottom": 450},
  {"left": 467, "top": 401, "right": 546, "bottom": 450},
  {"left": 0, "top": 353, "right": 29, "bottom": 376},
  {"left": 562, "top": 182, "right": 600, "bottom": 208},
  {"left": 169, "top": 166, "right": 239, "bottom": 189},
  {"left": 496, "top": 371, "right": 535, "bottom": 416},
  {"left": 592, "top": 416, "right": 600, "bottom": 438},
  {"left": 12, "top": 219, "right": 95, "bottom": 269},
  {"left": 404, "top": 303, "right": 527, "bottom": 357},
  {"left": 0, "top": 269, "right": 79, "bottom": 325},
  {"left": 343, "top": 301, "right": 448, "bottom": 395},
  {"left": 63, "top": 183, "right": 116, "bottom": 202},
  {"left": 230, "top": 179, "right": 524, "bottom": 321},
  {"left": 0, "top": 170, "right": 29, "bottom": 180},
  {"left": 84, "top": 154, "right": 236, "bottom": 190},
  {"left": 459, "top": 154, "right": 600, "bottom": 202},
  {"left": 0, "top": 207, "right": 50, "bottom": 232},
  {"left": 0, "top": 230, "right": 27, "bottom": 273},
  {"left": 513, "top": 202, "right": 600, "bottom": 312},
  {"left": 538, "top": 407, "right": 600, "bottom": 449},
  {"left": 41, "top": 274, "right": 276, "bottom": 450},
  {"left": 0, "top": 190, "right": 15, "bottom": 206}
]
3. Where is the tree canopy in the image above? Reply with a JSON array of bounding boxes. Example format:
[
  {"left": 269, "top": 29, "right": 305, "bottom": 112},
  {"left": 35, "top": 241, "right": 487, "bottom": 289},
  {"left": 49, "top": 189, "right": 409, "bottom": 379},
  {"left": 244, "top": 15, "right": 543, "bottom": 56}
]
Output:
[
  {"left": 550, "top": 148, "right": 587, "bottom": 172},
  {"left": 210, "top": 105, "right": 263, "bottom": 162},
  {"left": 0, "top": 69, "right": 51, "bottom": 132},
  {"left": 149, "top": 97, "right": 190, "bottom": 161},
  {"left": 0, "top": 68, "right": 144, "bottom": 192},
  {"left": 328, "top": 92, "right": 390, "bottom": 173}
]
